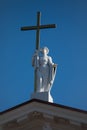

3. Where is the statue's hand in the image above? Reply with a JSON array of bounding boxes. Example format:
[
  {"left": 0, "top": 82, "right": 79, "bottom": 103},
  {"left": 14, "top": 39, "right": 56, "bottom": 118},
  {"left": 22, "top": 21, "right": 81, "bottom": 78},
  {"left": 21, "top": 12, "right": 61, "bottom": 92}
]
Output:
[
  {"left": 53, "top": 64, "right": 58, "bottom": 67},
  {"left": 33, "top": 50, "right": 38, "bottom": 56},
  {"left": 35, "top": 50, "right": 38, "bottom": 53}
]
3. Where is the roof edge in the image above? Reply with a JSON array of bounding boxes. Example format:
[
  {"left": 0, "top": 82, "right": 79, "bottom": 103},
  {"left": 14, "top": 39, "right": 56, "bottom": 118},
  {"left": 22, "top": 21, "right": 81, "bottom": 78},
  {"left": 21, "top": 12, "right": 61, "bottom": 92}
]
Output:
[{"left": 0, "top": 99, "right": 87, "bottom": 115}]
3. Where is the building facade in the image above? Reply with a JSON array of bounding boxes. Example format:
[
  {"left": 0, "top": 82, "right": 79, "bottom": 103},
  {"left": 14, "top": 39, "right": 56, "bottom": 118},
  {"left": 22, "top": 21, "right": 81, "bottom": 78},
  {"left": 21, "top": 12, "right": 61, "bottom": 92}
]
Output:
[{"left": 0, "top": 99, "right": 87, "bottom": 130}]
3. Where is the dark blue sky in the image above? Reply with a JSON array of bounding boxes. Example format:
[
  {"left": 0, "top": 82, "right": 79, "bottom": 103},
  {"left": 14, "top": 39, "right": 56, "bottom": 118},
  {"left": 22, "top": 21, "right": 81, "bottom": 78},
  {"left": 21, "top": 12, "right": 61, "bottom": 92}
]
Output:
[{"left": 0, "top": 0, "right": 87, "bottom": 112}]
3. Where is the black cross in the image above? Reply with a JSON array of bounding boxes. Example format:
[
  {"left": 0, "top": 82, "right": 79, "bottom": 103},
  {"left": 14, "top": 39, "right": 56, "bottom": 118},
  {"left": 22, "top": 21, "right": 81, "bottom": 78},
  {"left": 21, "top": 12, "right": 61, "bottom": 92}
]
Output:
[{"left": 21, "top": 11, "right": 56, "bottom": 50}]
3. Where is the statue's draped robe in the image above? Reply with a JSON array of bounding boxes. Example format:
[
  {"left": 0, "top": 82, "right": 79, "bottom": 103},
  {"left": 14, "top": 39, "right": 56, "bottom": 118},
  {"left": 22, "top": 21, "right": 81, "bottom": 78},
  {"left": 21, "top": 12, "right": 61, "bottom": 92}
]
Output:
[{"left": 32, "top": 52, "right": 56, "bottom": 92}]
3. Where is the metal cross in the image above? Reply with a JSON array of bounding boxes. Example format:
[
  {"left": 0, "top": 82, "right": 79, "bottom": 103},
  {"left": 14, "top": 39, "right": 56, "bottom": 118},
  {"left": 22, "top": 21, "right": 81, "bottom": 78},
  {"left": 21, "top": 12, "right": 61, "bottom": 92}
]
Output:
[
  {"left": 21, "top": 11, "right": 56, "bottom": 51},
  {"left": 21, "top": 11, "right": 56, "bottom": 92}
]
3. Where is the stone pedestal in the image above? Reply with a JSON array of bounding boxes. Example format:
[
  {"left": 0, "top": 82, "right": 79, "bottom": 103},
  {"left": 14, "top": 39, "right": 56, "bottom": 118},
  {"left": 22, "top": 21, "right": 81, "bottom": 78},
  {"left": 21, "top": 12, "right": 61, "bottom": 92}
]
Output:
[{"left": 31, "top": 91, "right": 53, "bottom": 103}]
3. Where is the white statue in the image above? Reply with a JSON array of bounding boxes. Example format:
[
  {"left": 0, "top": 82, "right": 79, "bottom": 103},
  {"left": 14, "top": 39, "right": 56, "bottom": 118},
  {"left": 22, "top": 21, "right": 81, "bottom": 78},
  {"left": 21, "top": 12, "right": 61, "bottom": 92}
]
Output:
[{"left": 32, "top": 47, "right": 57, "bottom": 92}]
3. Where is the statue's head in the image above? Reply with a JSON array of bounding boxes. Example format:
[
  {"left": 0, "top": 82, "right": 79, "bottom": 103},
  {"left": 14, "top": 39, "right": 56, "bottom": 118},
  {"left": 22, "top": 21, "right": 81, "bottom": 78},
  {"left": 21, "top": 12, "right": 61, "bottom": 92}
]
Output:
[{"left": 40, "top": 47, "right": 49, "bottom": 54}]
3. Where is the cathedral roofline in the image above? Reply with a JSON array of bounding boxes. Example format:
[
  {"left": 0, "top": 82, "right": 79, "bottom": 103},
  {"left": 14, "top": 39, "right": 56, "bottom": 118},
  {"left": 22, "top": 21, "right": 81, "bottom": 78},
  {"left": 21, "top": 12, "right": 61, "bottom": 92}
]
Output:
[
  {"left": 0, "top": 99, "right": 87, "bottom": 126},
  {"left": 0, "top": 99, "right": 87, "bottom": 115}
]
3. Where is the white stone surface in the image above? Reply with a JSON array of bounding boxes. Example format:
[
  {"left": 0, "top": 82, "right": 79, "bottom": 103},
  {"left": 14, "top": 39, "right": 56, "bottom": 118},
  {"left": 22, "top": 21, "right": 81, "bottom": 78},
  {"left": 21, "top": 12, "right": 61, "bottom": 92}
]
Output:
[
  {"left": 31, "top": 91, "right": 53, "bottom": 103},
  {"left": 32, "top": 47, "right": 57, "bottom": 92}
]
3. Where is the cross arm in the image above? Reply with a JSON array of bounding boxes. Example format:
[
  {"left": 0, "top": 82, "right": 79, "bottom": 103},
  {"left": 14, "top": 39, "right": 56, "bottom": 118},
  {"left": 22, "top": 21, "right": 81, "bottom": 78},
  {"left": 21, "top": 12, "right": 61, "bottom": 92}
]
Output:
[{"left": 21, "top": 24, "right": 56, "bottom": 31}]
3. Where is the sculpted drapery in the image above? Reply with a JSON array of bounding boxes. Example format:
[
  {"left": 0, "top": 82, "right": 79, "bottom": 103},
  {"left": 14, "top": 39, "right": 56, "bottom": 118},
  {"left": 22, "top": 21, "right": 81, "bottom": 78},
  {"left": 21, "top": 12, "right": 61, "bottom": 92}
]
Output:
[{"left": 32, "top": 47, "right": 57, "bottom": 92}]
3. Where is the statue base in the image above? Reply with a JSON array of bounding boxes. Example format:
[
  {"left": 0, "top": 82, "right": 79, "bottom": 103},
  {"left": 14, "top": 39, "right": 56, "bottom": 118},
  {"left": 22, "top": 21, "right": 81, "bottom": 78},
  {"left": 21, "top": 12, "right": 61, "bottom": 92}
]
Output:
[{"left": 31, "top": 91, "right": 53, "bottom": 103}]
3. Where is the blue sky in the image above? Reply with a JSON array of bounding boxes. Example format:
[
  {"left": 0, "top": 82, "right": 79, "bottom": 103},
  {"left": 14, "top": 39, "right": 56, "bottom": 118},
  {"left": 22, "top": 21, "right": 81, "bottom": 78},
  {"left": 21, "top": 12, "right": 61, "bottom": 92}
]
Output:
[{"left": 0, "top": 0, "right": 87, "bottom": 112}]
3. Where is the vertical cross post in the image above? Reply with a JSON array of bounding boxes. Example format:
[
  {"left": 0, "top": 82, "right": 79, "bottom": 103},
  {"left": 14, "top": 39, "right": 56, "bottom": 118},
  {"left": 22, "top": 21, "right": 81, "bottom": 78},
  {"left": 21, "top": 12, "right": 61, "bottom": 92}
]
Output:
[
  {"left": 36, "top": 12, "right": 41, "bottom": 50},
  {"left": 35, "top": 12, "right": 41, "bottom": 92}
]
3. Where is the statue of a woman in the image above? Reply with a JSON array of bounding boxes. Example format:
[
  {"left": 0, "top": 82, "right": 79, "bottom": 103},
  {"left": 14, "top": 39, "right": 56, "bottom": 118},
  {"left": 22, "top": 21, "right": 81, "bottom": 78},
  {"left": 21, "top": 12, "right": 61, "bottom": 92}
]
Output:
[{"left": 32, "top": 47, "right": 57, "bottom": 92}]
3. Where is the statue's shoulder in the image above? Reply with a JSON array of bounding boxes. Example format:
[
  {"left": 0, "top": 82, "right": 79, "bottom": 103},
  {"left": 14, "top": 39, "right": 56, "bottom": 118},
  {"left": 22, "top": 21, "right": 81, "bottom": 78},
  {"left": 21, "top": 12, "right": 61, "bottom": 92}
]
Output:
[
  {"left": 48, "top": 56, "right": 52, "bottom": 60},
  {"left": 47, "top": 56, "right": 53, "bottom": 64}
]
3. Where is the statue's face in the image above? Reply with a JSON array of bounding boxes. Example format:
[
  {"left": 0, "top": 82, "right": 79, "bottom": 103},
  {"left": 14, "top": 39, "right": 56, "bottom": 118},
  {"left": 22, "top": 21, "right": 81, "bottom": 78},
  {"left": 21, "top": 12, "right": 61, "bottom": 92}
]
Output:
[
  {"left": 43, "top": 49, "right": 47, "bottom": 54},
  {"left": 41, "top": 47, "right": 49, "bottom": 54}
]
